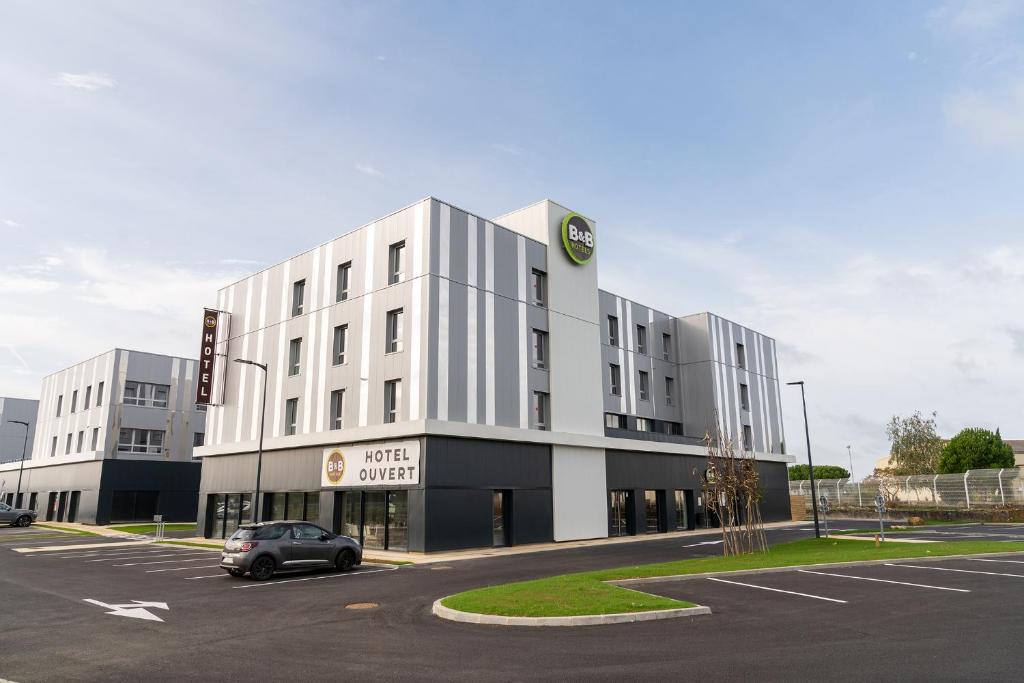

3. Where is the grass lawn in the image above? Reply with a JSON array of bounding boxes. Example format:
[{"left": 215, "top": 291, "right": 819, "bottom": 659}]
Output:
[
  {"left": 441, "top": 538, "right": 1024, "bottom": 618},
  {"left": 110, "top": 523, "right": 197, "bottom": 534}
]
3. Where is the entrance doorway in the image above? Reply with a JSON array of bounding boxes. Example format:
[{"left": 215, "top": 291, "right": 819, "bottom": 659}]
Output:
[
  {"left": 336, "top": 490, "right": 409, "bottom": 551},
  {"left": 609, "top": 490, "right": 633, "bottom": 536},
  {"left": 492, "top": 491, "right": 510, "bottom": 547},
  {"left": 67, "top": 491, "right": 80, "bottom": 523}
]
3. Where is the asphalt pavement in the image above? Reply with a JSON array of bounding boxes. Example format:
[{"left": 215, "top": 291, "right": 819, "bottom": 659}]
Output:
[{"left": 1, "top": 520, "right": 1020, "bottom": 682}]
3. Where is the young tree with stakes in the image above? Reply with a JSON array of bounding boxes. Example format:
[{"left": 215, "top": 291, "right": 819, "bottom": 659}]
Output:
[{"left": 697, "top": 425, "right": 768, "bottom": 556}]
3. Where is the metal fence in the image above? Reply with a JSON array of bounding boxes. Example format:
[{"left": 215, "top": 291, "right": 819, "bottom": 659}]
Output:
[{"left": 789, "top": 468, "right": 1024, "bottom": 509}]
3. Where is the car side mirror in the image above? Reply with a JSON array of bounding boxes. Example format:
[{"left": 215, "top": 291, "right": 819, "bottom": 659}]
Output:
[{"left": 320, "top": 533, "right": 331, "bottom": 541}]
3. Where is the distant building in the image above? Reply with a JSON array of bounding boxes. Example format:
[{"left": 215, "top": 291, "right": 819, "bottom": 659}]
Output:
[
  {"left": 0, "top": 397, "right": 38, "bottom": 466},
  {"left": 1007, "top": 440, "right": 1024, "bottom": 467},
  {"left": 0, "top": 349, "right": 205, "bottom": 522}
]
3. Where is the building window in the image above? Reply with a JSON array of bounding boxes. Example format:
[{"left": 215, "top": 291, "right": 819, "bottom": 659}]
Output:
[
  {"left": 636, "top": 324, "right": 648, "bottom": 355},
  {"left": 736, "top": 342, "right": 746, "bottom": 369},
  {"left": 674, "top": 490, "right": 688, "bottom": 530},
  {"left": 84, "top": 385, "right": 92, "bottom": 409},
  {"left": 289, "top": 338, "right": 302, "bottom": 376},
  {"left": 65, "top": 433, "right": 72, "bottom": 454},
  {"left": 123, "top": 381, "right": 170, "bottom": 408},
  {"left": 330, "top": 389, "right": 345, "bottom": 430},
  {"left": 71, "top": 390, "right": 78, "bottom": 413},
  {"left": 740, "top": 383, "right": 750, "bottom": 411},
  {"left": 385, "top": 308, "right": 403, "bottom": 353},
  {"left": 292, "top": 279, "right": 305, "bottom": 317},
  {"left": 384, "top": 380, "right": 401, "bottom": 424},
  {"left": 284, "top": 398, "right": 299, "bottom": 436},
  {"left": 608, "top": 315, "right": 619, "bottom": 346},
  {"left": 532, "top": 329, "right": 548, "bottom": 369},
  {"left": 193, "top": 432, "right": 205, "bottom": 447},
  {"left": 663, "top": 333, "right": 672, "bottom": 361},
  {"left": 638, "top": 370, "right": 650, "bottom": 401},
  {"left": 90, "top": 428, "right": 99, "bottom": 450},
  {"left": 743, "top": 424, "right": 754, "bottom": 451},
  {"left": 50, "top": 436, "right": 57, "bottom": 457},
  {"left": 97, "top": 381, "right": 104, "bottom": 406},
  {"left": 531, "top": 269, "right": 546, "bottom": 307},
  {"left": 388, "top": 241, "right": 405, "bottom": 285},
  {"left": 636, "top": 417, "right": 651, "bottom": 432},
  {"left": 663, "top": 421, "right": 683, "bottom": 436},
  {"left": 117, "top": 428, "right": 165, "bottom": 454},
  {"left": 332, "top": 324, "right": 348, "bottom": 365},
  {"left": 76, "top": 431, "right": 84, "bottom": 452},
  {"left": 336, "top": 261, "right": 352, "bottom": 302},
  {"left": 604, "top": 413, "right": 627, "bottom": 429},
  {"left": 609, "top": 364, "right": 621, "bottom": 396},
  {"left": 665, "top": 376, "right": 675, "bottom": 405},
  {"left": 532, "top": 391, "right": 549, "bottom": 430},
  {"left": 56, "top": 394, "right": 63, "bottom": 417}
]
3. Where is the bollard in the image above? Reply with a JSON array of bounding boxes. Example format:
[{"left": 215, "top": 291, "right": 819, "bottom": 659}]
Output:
[{"left": 875, "top": 534, "right": 880, "bottom": 548}]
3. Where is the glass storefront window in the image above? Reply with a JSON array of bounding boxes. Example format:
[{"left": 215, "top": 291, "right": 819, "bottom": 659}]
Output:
[
  {"left": 286, "top": 493, "right": 304, "bottom": 520},
  {"left": 305, "top": 492, "right": 320, "bottom": 523},
  {"left": 609, "top": 490, "right": 630, "bottom": 536},
  {"left": 674, "top": 490, "right": 688, "bottom": 530},
  {"left": 644, "top": 490, "right": 659, "bottom": 533},
  {"left": 270, "top": 493, "right": 286, "bottom": 521},
  {"left": 212, "top": 493, "right": 227, "bottom": 539},
  {"left": 387, "top": 490, "right": 408, "bottom": 551},
  {"left": 225, "top": 494, "right": 241, "bottom": 536},
  {"left": 341, "top": 492, "right": 361, "bottom": 541},
  {"left": 363, "top": 492, "right": 386, "bottom": 550}
]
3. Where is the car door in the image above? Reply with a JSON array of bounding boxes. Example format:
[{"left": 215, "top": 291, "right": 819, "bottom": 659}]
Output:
[
  {"left": 0, "top": 503, "right": 13, "bottom": 523},
  {"left": 287, "top": 524, "right": 334, "bottom": 565}
]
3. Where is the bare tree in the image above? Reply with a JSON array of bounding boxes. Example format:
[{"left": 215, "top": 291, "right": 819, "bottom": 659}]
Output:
[{"left": 698, "top": 424, "right": 768, "bottom": 556}]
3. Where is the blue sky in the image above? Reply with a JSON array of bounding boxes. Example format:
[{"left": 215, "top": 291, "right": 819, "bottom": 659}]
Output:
[{"left": 1, "top": 1, "right": 1022, "bottom": 476}]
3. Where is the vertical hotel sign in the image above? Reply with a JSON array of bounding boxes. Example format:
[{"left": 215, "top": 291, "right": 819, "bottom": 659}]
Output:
[{"left": 196, "top": 308, "right": 229, "bottom": 405}]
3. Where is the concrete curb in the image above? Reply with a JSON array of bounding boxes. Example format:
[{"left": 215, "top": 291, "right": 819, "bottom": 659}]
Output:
[{"left": 431, "top": 598, "right": 711, "bottom": 627}]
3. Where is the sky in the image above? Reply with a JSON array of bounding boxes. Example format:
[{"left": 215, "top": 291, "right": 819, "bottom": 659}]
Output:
[{"left": 1, "top": 0, "right": 1022, "bottom": 477}]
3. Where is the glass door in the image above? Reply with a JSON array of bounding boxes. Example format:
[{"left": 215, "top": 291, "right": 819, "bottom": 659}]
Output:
[
  {"left": 492, "top": 491, "right": 506, "bottom": 547},
  {"left": 609, "top": 490, "right": 631, "bottom": 536},
  {"left": 387, "top": 491, "right": 408, "bottom": 551},
  {"left": 644, "top": 490, "right": 660, "bottom": 533},
  {"left": 363, "top": 491, "right": 387, "bottom": 550}
]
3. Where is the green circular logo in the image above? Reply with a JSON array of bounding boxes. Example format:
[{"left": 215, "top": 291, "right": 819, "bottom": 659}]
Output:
[{"left": 561, "top": 213, "right": 595, "bottom": 265}]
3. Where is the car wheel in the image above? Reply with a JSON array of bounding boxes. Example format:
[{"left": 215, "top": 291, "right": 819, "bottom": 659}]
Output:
[
  {"left": 335, "top": 548, "right": 356, "bottom": 572},
  {"left": 16, "top": 516, "right": 31, "bottom": 528},
  {"left": 226, "top": 569, "right": 245, "bottom": 578},
  {"left": 249, "top": 555, "right": 276, "bottom": 581}
]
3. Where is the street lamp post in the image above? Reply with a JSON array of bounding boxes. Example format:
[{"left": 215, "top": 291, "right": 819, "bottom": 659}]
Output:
[
  {"left": 846, "top": 444, "right": 855, "bottom": 482},
  {"left": 8, "top": 419, "right": 30, "bottom": 508},
  {"left": 786, "top": 381, "right": 820, "bottom": 539},
  {"left": 234, "top": 359, "right": 268, "bottom": 524}
]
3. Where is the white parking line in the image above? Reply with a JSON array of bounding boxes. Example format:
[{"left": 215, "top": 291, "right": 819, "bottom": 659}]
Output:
[
  {"left": 113, "top": 557, "right": 219, "bottom": 567},
  {"left": 147, "top": 565, "right": 223, "bottom": 573},
  {"left": 185, "top": 574, "right": 231, "bottom": 580},
  {"left": 233, "top": 566, "right": 398, "bottom": 589},
  {"left": 885, "top": 563, "right": 1024, "bottom": 578},
  {"left": 87, "top": 552, "right": 214, "bottom": 563},
  {"left": 45, "top": 548, "right": 183, "bottom": 559},
  {"left": 797, "top": 569, "right": 970, "bottom": 592},
  {"left": 706, "top": 577, "right": 847, "bottom": 603},
  {"left": 968, "top": 558, "right": 1024, "bottom": 565}
]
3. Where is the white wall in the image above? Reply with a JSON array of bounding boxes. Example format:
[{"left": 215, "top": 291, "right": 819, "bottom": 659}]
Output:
[{"left": 550, "top": 444, "right": 608, "bottom": 541}]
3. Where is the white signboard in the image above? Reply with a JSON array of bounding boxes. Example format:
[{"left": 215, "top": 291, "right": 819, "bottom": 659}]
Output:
[{"left": 321, "top": 440, "right": 420, "bottom": 488}]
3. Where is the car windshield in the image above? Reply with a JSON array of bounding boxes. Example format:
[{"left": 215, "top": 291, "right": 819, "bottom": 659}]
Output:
[{"left": 228, "top": 528, "right": 257, "bottom": 541}]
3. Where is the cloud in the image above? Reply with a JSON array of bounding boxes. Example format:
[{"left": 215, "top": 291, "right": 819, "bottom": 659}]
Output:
[
  {"left": 929, "top": 0, "right": 1024, "bottom": 34},
  {"left": 52, "top": 72, "right": 117, "bottom": 91},
  {"left": 354, "top": 163, "right": 385, "bottom": 179},
  {"left": 490, "top": 143, "right": 524, "bottom": 156},
  {"left": 2, "top": 218, "right": 22, "bottom": 228},
  {"left": 218, "top": 258, "right": 264, "bottom": 266},
  {"left": 946, "top": 80, "right": 1024, "bottom": 148},
  {"left": 1008, "top": 327, "right": 1024, "bottom": 355}
]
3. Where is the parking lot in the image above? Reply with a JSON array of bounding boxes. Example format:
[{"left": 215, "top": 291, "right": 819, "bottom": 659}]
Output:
[{"left": 2, "top": 520, "right": 1022, "bottom": 681}]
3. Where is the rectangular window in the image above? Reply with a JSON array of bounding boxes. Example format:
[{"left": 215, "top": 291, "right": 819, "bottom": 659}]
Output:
[
  {"left": 76, "top": 431, "right": 84, "bottom": 452},
  {"left": 336, "top": 261, "right": 351, "bottom": 302},
  {"left": 663, "top": 333, "right": 672, "bottom": 361},
  {"left": 289, "top": 338, "right": 302, "bottom": 376},
  {"left": 736, "top": 342, "right": 746, "bottom": 369},
  {"left": 638, "top": 370, "right": 650, "bottom": 401},
  {"left": 636, "top": 417, "right": 651, "bottom": 432},
  {"left": 292, "top": 279, "right": 305, "bottom": 316},
  {"left": 97, "top": 381, "right": 104, "bottom": 406},
  {"left": 84, "top": 385, "right": 92, "bottom": 409},
  {"left": 604, "top": 413, "right": 627, "bottom": 429},
  {"left": 674, "top": 490, "right": 688, "bottom": 530},
  {"left": 532, "top": 329, "right": 548, "bottom": 369},
  {"left": 743, "top": 424, "right": 754, "bottom": 451},
  {"left": 636, "top": 324, "right": 648, "bottom": 355},
  {"left": 117, "top": 428, "right": 165, "bottom": 454},
  {"left": 609, "top": 364, "right": 621, "bottom": 396},
  {"left": 90, "top": 428, "right": 99, "bottom": 450},
  {"left": 56, "top": 394, "right": 63, "bottom": 417},
  {"left": 193, "top": 432, "right": 205, "bottom": 447},
  {"left": 740, "top": 383, "right": 750, "bottom": 411},
  {"left": 284, "top": 398, "right": 299, "bottom": 436},
  {"left": 531, "top": 269, "right": 546, "bottom": 307},
  {"left": 607, "top": 315, "right": 619, "bottom": 346},
  {"left": 388, "top": 241, "right": 405, "bottom": 285},
  {"left": 65, "top": 433, "right": 72, "bottom": 454},
  {"left": 330, "top": 389, "right": 345, "bottom": 430},
  {"left": 71, "top": 390, "right": 78, "bottom": 413},
  {"left": 332, "top": 324, "right": 348, "bottom": 365},
  {"left": 123, "top": 381, "right": 171, "bottom": 408},
  {"left": 384, "top": 380, "right": 401, "bottom": 424},
  {"left": 665, "top": 376, "right": 675, "bottom": 405},
  {"left": 532, "top": 391, "right": 549, "bottom": 430},
  {"left": 50, "top": 436, "right": 57, "bottom": 457},
  {"left": 663, "top": 421, "right": 683, "bottom": 436},
  {"left": 385, "top": 308, "right": 403, "bottom": 353}
]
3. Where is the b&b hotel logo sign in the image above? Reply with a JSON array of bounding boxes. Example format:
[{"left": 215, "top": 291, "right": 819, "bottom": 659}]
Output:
[{"left": 561, "top": 212, "right": 595, "bottom": 265}]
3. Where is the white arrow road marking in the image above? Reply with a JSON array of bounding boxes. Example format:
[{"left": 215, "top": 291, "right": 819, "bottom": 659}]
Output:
[
  {"left": 682, "top": 540, "right": 723, "bottom": 548},
  {"left": 83, "top": 599, "right": 170, "bottom": 622}
]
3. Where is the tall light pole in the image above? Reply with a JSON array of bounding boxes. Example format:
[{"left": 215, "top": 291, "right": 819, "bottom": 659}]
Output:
[
  {"left": 8, "top": 419, "right": 30, "bottom": 508},
  {"left": 234, "top": 359, "right": 267, "bottom": 524},
  {"left": 786, "top": 381, "right": 820, "bottom": 539},
  {"left": 846, "top": 444, "right": 855, "bottom": 482}
]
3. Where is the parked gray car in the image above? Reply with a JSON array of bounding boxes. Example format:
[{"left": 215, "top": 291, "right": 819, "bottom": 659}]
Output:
[
  {"left": 220, "top": 521, "right": 362, "bottom": 580},
  {"left": 0, "top": 502, "right": 37, "bottom": 527}
]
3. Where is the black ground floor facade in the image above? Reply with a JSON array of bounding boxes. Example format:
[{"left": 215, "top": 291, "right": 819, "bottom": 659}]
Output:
[
  {"left": 198, "top": 436, "right": 792, "bottom": 551},
  {"left": 1, "top": 460, "right": 201, "bottom": 525}
]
